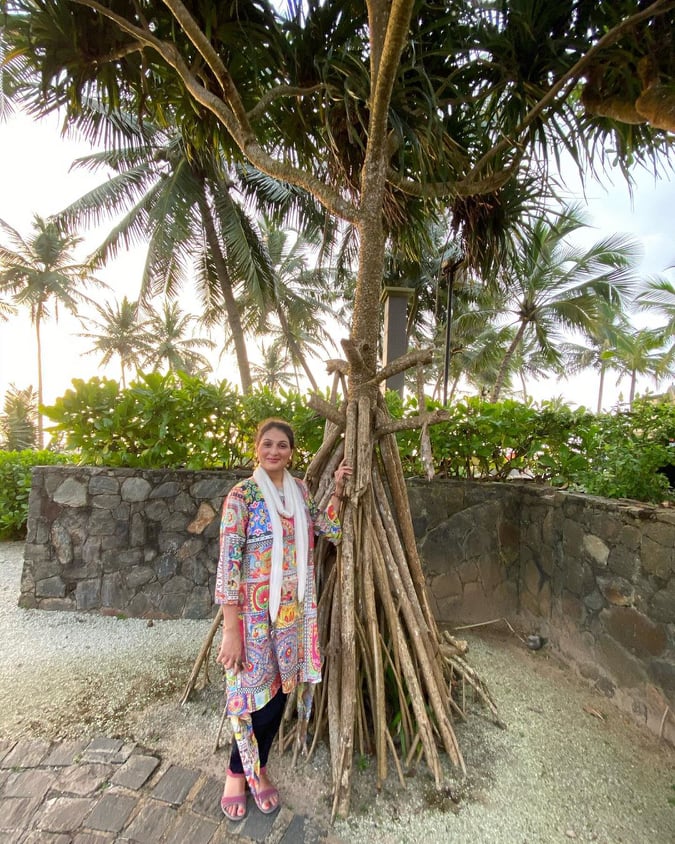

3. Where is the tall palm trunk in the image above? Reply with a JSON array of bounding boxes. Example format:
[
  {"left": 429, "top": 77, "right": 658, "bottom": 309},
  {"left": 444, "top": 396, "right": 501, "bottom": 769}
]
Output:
[
  {"left": 597, "top": 363, "right": 607, "bottom": 413},
  {"left": 198, "top": 194, "right": 253, "bottom": 393},
  {"left": 35, "top": 312, "right": 44, "bottom": 449},
  {"left": 491, "top": 320, "right": 527, "bottom": 402},
  {"left": 275, "top": 304, "right": 320, "bottom": 391}
]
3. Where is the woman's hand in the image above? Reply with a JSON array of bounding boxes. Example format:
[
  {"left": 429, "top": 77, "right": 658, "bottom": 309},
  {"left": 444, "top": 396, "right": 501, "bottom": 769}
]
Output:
[
  {"left": 216, "top": 618, "right": 245, "bottom": 674},
  {"left": 333, "top": 459, "right": 353, "bottom": 499}
]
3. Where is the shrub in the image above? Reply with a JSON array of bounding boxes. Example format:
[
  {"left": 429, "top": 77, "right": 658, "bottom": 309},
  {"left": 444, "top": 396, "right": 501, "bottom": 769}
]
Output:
[{"left": 0, "top": 450, "right": 72, "bottom": 539}]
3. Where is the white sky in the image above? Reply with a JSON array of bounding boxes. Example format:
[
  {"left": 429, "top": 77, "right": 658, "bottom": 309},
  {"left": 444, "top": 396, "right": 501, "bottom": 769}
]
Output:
[{"left": 0, "top": 111, "right": 674, "bottom": 413}]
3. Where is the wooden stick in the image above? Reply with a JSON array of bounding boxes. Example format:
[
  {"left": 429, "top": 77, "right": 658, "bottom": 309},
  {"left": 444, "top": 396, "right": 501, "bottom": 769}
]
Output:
[{"left": 180, "top": 606, "right": 222, "bottom": 706}]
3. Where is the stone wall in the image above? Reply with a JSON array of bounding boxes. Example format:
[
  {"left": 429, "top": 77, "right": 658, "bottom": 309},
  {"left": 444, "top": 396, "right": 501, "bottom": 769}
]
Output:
[
  {"left": 21, "top": 467, "right": 239, "bottom": 619},
  {"left": 21, "top": 467, "right": 675, "bottom": 743}
]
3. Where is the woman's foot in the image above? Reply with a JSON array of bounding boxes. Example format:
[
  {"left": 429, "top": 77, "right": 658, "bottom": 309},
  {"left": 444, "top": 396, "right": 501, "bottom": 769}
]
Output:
[
  {"left": 221, "top": 770, "right": 247, "bottom": 821},
  {"left": 252, "top": 766, "right": 280, "bottom": 814}
]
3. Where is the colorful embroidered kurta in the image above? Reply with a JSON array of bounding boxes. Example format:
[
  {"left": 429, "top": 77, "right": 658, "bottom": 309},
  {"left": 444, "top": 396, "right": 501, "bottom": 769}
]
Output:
[{"left": 215, "top": 476, "right": 341, "bottom": 717}]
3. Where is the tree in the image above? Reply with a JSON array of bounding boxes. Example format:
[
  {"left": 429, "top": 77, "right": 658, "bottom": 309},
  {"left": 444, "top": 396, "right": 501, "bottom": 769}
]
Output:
[
  {"left": 0, "top": 214, "right": 104, "bottom": 446},
  {"left": 250, "top": 341, "right": 296, "bottom": 391},
  {"left": 142, "top": 299, "right": 214, "bottom": 375},
  {"left": 637, "top": 276, "right": 675, "bottom": 341},
  {"left": 610, "top": 326, "right": 674, "bottom": 405},
  {"left": 6, "top": 0, "right": 674, "bottom": 816},
  {"left": 254, "top": 219, "right": 341, "bottom": 391},
  {"left": 79, "top": 296, "right": 150, "bottom": 388},
  {"left": 0, "top": 384, "right": 38, "bottom": 450},
  {"left": 488, "top": 207, "right": 641, "bottom": 402}
]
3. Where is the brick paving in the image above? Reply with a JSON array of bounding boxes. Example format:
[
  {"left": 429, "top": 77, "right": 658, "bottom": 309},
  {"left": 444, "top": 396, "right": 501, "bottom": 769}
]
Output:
[{"left": 0, "top": 737, "right": 340, "bottom": 843}]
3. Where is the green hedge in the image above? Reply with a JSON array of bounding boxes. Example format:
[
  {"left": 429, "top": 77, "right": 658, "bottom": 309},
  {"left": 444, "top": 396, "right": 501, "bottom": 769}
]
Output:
[
  {"left": 0, "top": 450, "right": 73, "bottom": 539},
  {"left": 1, "top": 376, "right": 671, "bottom": 541}
]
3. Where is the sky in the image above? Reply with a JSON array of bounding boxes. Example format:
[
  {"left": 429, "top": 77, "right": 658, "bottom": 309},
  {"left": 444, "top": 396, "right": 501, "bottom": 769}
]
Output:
[{"left": 0, "top": 110, "right": 674, "bottom": 414}]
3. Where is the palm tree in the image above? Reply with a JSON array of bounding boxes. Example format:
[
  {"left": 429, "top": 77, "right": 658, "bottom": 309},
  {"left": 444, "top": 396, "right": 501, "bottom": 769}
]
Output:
[
  {"left": 79, "top": 296, "right": 150, "bottom": 388},
  {"left": 252, "top": 220, "right": 341, "bottom": 391},
  {"left": 561, "top": 301, "right": 633, "bottom": 413},
  {"left": 609, "top": 327, "right": 674, "bottom": 406},
  {"left": 636, "top": 277, "right": 675, "bottom": 343},
  {"left": 489, "top": 207, "right": 640, "bottom": 402},
  {"left": 250, "top": 341, "right": 296, "bottom": 391},
  {"left": 56, "top": 117, "right": 336, "bottom": 394},
  {"left": 0, "top": 384, "right": 38, "bottom": 450},
  {"left": 142, "top": 300, "right": 214, "bottom": 375},
  {"left": 0, "top": 215, "right": 105, "bottom": 445}
]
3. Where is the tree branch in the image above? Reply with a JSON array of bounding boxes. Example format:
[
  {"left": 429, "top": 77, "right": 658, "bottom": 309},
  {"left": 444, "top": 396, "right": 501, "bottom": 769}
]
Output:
[
  {"left": 376, "top": 408, "right": 451, "bottom": 437},
  {"left": 307, "top": 394, "right": 346, "bottom": 428},
  {"left": 70, "top": 0, "right": 360, "bottom": 224},
  {"left": 365, "top": 347, "right": 434, "bottom": 387},
  {"left": 247, "top": 83, "right": 325, "bottom": 123}
]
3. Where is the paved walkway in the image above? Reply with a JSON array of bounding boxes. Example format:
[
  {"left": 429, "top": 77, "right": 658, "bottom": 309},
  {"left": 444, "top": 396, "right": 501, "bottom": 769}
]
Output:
[{"left": 0, "top": 736, "right": 339, "bottom": 843}]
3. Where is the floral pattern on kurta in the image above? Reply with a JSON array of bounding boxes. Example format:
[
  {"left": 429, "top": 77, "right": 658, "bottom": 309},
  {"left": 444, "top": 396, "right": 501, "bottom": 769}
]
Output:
[{"left": 215, "top": 476, "right": 341, "bottom": 717}]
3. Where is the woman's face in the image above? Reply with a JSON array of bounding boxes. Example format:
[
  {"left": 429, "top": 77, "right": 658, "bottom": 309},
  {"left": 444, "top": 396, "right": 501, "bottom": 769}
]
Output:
[{"left": 256, "top": 426, "right": 293, "bottom": 478}]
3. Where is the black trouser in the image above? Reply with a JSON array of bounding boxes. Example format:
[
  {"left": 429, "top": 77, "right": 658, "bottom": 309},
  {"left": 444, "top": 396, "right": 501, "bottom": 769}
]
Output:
[{"left": 228, "top": 689, "right": 288, "bottom": 775}]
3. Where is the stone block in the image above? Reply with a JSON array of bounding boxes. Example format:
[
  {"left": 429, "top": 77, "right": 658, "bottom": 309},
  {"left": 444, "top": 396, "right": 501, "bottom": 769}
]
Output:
[
  {"left": 4, "top": 769, "right": 57, "bottom": 799},
  {"left": 75, "top": 579, "right": 101, "bottom": 611},
  {"left": 151, "top": 481, "right": 181, "bottom": 499},
  {"left": 101, "top": 573, "right": 130, "bottom": 611},
  {"left": 36, "top": 576, "right": 67, "bottom": 598},
  {"left": 57, "top": 763, "right": 112, "bottom": 796},
  {"left": 607, "top": 544, "right": 640, "bottom": 580},
  {"left": 164, "top": 812, "right": 219, "bottom": 844},
  {"left": 126, "top": 566, "right": 156, "bottom": 589},
  {"left": 121, "top": 477, "right": 152, "bottom": 502},
  {"left": 191, "top": 776, "right": 227, "bottom": 820},
  {"left": 596, "top": 634, "right": 648, "bottom": 689},
  {"left": 583, "top": 534, "right": 609, "bottom": 568},
  {"left": 597, "top": 576, "right": 635, "bottom": 607},
  {"left": 43, "top": 741, "right": 88, "bottom": 767},
  {"left": 51, "top": 522, "right": 74, "bottom": 566},
  {"left": 650, "top": 581, "right": 675, "bottom": 624},
  {"left": 146, "top": 500, "right": 170, "bottom": 522},
  {"left": 0, "top": 740, "right": 50, "bottom": 769},
  {"left": 521, "top": 558, "right": 541, "bottom": 598},
  {"left": 85, "top": 793, "right": 138, "bottom": 833},
  {"left": 157, "top": 553, "right": 178, "bottom": 582},
  {"left": 648, "top": 658, "right": 675, "bottom": 697},
  {"left": 0, "top": 796, "right": 41, "bottom": 832},
  {"left": 601, "top": 606, "right": 667, "bottom": 658},
  {"left": 183, "top": 587, "right": 212, "bottom": 619},
  {"left": 40, "top": 597, "right": 77, "bottom": 611},
  {"left": 88, "top": 476, "right": 119, "bottom": 495},
  {"left": 124, "top": 800, "right": 176, "bottom": 840},
  {"left": 187, "top": 503, "right": 216, "bottom": 535},
  {"left": 110, "top": 755, "right": 160, "bottom": 790},
  {"left": 151, "top": 766, "right": 200, "bottom": 805},
  {"left": 430, "top": 570, "right": 462, "bottom": 600},
  {"left": 80, "top": 738, "right": 123, "bottom": 764},
  {"left": 91, "top": 494, "right": 121, "bottom": 510},
  {"left": 37, "top": 797, "right": 92, "bottom": 833},
  {"left": 53, "top": 478, "right": 87, "bottom": 507},
  {"left": 191, "top": 478, "right": 232, "bottom": 499},
  {"left": 642, "top": 535, "right": 673, "bottom": 579}
]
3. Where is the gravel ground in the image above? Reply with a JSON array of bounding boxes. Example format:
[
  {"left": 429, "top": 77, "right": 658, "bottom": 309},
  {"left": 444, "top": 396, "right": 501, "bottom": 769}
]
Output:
[{"left": 2, "top": 541, "right": 674, "bottom": 843}]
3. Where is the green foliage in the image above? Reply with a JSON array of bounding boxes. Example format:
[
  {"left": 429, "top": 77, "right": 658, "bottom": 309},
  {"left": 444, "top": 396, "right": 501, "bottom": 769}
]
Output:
[
  {"left": 571, "top": 399, "right": 675, "bottom": 504},
  {"left": 42, "top": 372, "right": 327, "bottom": 472},
  {"left": 0, "top": 450, "right": 71, "bottom": 539},
  {"left": 386, "top": 392, "right": 674, "bottom": 505}
]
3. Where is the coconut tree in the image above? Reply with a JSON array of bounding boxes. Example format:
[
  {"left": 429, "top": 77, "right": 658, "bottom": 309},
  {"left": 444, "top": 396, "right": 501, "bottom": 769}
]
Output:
[
  {"left": 141, "top": 299, "right": 214, "bottom": 375},
  {"left": 0, "top": 214, "right": 105, "bottom": 446},
  {"left": 0, "top": 383, "right": 38, "bottom": 450},
  {"left": 250, "top": 341, "right": 296, "bottom": 391},
  {"left": 637, "top": 277, "right": 675, "bottom": 341},
  {"left": 610, "top": 326, "right": 675, "bottom": 405},
  {"left": 6, "top": 0, "right": 674, "bottom": 816},
  {"left": 79, "top": 296, "right": 151, "bottom": 388},
  {"left": 488, "top": 208, "right": 641, "bottom": 402}
]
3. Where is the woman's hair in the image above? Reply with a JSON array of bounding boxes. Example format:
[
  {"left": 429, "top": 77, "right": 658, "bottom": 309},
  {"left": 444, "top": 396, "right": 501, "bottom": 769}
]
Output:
[{"left": 254, "top": 418, "right": 295, "bottom": 450}]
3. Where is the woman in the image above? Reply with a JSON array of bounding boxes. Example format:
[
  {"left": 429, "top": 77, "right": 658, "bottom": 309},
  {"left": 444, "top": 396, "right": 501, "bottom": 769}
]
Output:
[{"left": 215, "top": 418, "right": 351, "bottom": 820}]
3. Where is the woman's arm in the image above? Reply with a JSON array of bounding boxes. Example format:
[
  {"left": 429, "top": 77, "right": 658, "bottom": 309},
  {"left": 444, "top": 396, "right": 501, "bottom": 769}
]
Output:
[{"left": 214, "top": 486, "right": 247, "bottom": 674}]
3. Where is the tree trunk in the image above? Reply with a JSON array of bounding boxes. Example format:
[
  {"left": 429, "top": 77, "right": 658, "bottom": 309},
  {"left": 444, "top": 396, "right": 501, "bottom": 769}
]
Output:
[
  {"left": 275, "top": 304, "right": 320, "bottom": 392},
  {"left": 597, "top": 363, "right": 606, "bottom": 413},
  {"left": 198, "top": 193, "right": 253, "bottom": 393},
  {"left": 35, "top": 313, "right": 44, "bottom": 449},
  {"left": 490, "top": 320, "right": 527, "bottom": 402}
]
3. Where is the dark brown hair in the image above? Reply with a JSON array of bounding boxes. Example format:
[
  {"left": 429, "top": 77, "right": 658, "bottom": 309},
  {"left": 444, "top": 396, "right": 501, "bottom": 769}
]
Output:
[{"left": 254, "top": 418, "right": 295, "bottom": 450}]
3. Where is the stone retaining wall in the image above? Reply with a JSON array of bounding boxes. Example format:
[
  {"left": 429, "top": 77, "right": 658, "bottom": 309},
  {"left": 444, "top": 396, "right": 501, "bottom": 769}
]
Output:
[{"left": 21, "top": 467, "right": 675, "bottom": 743}]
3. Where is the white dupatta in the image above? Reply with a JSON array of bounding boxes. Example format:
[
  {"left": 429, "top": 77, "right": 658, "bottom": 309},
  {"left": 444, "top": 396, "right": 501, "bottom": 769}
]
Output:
[{"left": 252, "top": 466, "right": 309, "bottom": 623}]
